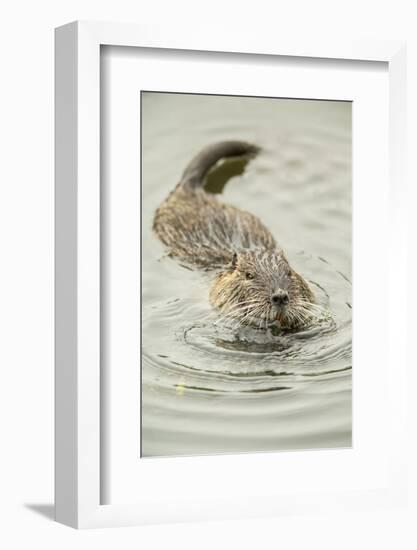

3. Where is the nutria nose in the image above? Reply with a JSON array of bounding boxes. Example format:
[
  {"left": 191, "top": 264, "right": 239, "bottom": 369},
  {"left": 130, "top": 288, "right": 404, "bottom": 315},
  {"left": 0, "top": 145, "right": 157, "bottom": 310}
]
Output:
[{"left": 271, "top": 290, "right": 289, "bottom": 306}]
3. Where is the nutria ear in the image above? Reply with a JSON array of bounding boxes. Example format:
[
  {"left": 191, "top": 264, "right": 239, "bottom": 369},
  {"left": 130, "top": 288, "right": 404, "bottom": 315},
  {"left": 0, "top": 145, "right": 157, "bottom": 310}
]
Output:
[{"left": 230, "top": 252, "right": 238, "bottom": 270}]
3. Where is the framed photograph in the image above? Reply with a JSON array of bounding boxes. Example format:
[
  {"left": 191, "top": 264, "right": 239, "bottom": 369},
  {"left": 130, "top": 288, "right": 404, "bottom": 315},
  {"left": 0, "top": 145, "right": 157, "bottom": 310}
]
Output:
[{"left": 55, "top": 21, "right": 407, "bottom": 528}]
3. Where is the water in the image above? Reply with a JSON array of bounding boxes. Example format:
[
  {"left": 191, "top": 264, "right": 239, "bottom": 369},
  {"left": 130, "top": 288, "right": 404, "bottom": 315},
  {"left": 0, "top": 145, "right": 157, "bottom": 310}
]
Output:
[{"left": 141, "top": 92, "right": 352, "bottom": 457}]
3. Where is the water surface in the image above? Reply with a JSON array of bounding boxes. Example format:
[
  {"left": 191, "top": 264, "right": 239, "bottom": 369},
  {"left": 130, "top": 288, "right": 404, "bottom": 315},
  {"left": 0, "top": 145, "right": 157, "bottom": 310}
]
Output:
[{"left": 141, "top": 92, "right": 352, "bottom": 457}]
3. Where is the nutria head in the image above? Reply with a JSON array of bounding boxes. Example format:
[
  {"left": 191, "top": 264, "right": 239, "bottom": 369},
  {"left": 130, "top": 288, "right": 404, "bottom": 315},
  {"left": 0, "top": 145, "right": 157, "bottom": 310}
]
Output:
[{"left": 209, "top": 249, "right": 316, "bottom": 330}]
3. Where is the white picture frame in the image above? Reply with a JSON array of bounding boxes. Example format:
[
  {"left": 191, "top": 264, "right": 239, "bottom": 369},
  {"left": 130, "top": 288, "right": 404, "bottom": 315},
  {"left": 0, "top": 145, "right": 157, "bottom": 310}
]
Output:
[{"left": 55, "top": 20, "right": 407, "bottom": 529}]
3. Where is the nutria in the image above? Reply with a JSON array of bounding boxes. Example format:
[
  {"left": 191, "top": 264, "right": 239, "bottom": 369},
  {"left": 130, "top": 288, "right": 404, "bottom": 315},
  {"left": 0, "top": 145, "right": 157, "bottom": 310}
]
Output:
[{"left": 153, "top": 141, "right": 317, "bottom": 329}]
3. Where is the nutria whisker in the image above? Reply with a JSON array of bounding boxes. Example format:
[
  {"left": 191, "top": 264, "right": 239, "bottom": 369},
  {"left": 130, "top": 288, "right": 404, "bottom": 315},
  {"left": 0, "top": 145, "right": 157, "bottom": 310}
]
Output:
[
  {"left": 213, "top": 299, "right": 260, "bottom": 319},
  {"left": 216, "top": 306, "right": 263, "bottom": 329}
]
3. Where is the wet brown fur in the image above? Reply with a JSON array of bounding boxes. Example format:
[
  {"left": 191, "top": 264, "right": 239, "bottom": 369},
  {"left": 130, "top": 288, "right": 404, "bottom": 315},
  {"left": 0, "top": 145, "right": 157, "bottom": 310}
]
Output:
[{"left": 153, "top": 141, "right": 316, "bottom": 329}]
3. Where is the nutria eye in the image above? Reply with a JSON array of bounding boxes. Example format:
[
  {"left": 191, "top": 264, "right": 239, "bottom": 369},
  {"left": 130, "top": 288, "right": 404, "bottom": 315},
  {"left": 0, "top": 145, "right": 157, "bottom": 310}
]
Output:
[{"left": 245, "top": 272, "right": 254, "bottom": 280}]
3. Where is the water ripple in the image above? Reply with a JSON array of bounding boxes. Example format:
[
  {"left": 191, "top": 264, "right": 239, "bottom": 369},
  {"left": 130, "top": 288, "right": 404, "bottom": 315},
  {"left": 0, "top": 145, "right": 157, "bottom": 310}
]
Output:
[
  {"left": 141, "top": 94, "right": 352, "bottom": 456},
  {"left": 142, "top": 254, "right": 351, "bottom": 408}
]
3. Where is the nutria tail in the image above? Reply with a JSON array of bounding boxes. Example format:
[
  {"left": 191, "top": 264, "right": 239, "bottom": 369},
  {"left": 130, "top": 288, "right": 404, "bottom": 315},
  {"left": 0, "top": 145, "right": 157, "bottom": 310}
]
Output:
[{"left": 180, "top": 140, "right": 260, "bottom": 189}]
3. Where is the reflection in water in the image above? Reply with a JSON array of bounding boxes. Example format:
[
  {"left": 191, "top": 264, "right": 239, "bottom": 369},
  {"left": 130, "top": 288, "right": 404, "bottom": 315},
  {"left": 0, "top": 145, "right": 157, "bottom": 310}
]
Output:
[
  {"left": 205, "top": 156, "right": 253, "bottom": 194},
  {"left": 141, "top": 93, "right": 352, "bottom": 457}
]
